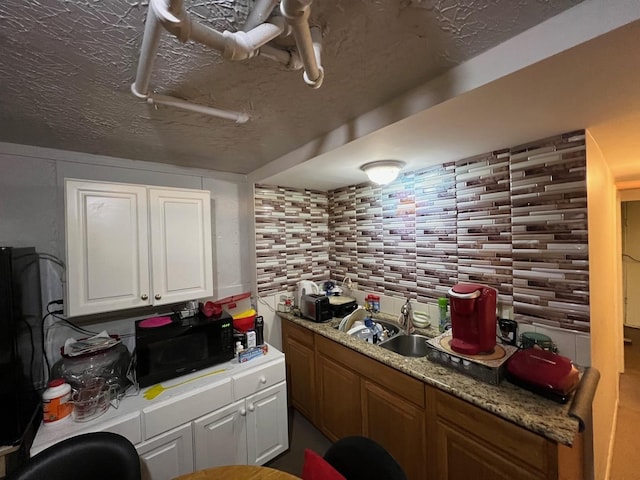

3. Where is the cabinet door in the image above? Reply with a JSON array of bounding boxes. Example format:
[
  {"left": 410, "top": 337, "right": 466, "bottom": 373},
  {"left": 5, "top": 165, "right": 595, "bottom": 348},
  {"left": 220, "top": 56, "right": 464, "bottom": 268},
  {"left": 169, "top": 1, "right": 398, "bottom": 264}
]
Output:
[
  {"left": 137, "top": 423, "right": 194, "bottom": 480},
  {"left": 282, "top": 322, "right": 316, "bottom": 422},
  {"left": 434, "top": 419, "right": 544, "bottom": 480},
  {"left": 245, "top": 381, "right": 289, "bottom": 465},
  {"left": 193, "top": 400, "right": 246, "bottom": 470},
  {"left": 148, "top": 188, "right": 213, "bottom": 305},
  {"left": 316, "top": 350, "right": 362, "bottom": 441},
  {"left": 65, "top": 180, "right": 150, "bottom": 316},
  {"left": 362, "top": 380, "right": 427, "bottom": 480}
]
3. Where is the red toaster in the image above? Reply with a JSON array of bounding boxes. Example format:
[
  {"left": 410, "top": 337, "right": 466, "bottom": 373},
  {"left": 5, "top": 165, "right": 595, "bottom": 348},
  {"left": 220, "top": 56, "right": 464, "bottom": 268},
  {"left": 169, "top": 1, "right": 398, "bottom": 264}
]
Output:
[{"left": 506, "top": 348, "right": 580, "bottom": 403}]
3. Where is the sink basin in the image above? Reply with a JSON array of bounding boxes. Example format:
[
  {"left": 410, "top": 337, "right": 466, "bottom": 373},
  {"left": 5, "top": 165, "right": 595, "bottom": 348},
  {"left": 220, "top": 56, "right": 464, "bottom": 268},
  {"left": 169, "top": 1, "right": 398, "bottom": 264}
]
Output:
[{"left": 378, "top": 334, "right": 431, "bottom": 357}]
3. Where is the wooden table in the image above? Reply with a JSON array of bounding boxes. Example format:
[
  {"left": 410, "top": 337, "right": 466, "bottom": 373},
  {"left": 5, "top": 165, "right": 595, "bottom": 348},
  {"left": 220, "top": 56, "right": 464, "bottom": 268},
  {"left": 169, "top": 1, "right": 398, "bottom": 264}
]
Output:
[{"left": 174, "top": 465, "right": 301, "bottom": 480}]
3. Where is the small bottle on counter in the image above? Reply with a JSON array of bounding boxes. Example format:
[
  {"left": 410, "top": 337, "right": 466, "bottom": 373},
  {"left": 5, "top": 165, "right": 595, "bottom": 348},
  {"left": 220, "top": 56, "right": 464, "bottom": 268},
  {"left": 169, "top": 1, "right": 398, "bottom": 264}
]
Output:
[
  {"left": 235, "top": 341, "right": 244, "bottom": 356},
  {"left": 42, "top": 379, "right": 73, "bottom": 424},
  {"left": 438, "top": 297, "right": 450, "bottom": 333},
  {"left": 246, "top": 330, "right": 257, "bottom": 349},
  {"left": 255, "top": 316, "right": 264, "bottom": 345}
]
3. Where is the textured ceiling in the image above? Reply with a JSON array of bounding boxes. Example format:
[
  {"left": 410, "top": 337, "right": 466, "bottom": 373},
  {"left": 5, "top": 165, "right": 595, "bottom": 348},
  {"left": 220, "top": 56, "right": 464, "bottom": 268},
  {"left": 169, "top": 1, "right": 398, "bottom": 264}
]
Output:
[{"left": 0, "top": 0, "right": 584, "bottom": 175}]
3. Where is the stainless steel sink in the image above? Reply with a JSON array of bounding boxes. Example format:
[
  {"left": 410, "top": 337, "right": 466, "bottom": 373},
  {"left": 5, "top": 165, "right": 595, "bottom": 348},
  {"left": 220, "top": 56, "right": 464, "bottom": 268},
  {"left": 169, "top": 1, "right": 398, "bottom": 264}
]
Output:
[{"left": 378, "top": 334, "right": 431, "bottom": 357}]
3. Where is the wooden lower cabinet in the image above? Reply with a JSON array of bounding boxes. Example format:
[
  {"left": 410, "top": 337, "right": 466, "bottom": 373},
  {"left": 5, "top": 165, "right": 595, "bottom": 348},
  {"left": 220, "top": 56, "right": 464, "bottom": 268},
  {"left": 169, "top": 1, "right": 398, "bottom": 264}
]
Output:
[
  {"left": 316, "top": 351, "right": 363, "bottom": 440},
  {"left": 362, "top": 380, "right": 427, "bottom": 480},
  {"left": 281, "top": 321, "right": 316, "bottom": 422},
  {"left": 314, "top": 335, "right": 426, "bottom": 480},
  {"left": 429, "top": 388, "right": 582, "bottom": 480}
]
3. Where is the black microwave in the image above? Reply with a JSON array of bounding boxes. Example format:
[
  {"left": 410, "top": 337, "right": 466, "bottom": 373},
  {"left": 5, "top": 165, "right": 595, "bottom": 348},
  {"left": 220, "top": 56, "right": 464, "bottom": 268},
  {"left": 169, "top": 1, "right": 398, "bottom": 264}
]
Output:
[{"left": 135, "top": 311, "right": 234, "bottom": 388}]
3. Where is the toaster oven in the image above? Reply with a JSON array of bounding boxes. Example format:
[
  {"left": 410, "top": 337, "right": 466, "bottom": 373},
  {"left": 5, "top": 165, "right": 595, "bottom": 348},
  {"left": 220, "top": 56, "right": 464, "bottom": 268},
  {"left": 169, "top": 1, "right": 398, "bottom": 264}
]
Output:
[{"left": 300, "top": 294, "right": 332, "bottom": 322}]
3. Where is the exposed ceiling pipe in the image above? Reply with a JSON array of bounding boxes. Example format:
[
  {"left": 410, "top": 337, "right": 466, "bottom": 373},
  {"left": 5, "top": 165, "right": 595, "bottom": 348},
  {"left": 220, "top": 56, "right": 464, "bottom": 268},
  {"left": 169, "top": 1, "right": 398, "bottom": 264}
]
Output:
[
  {"left": 131, "top": 0, "right": 325, "bottom": 122},
  {"left": 259, "top": 44, "right": 304, "bottom": 71},
  {"left": 131, "top": 6, "right": 163, "bottom": 98},
  {"left": 280, "top": 0, "right": 324, "bottom": 88},
  {"left": 243, "top": 0, "right": 280, "bottom": 32},
  {"left": 147, "top": 94, "right": 250, "bottom": 124}
]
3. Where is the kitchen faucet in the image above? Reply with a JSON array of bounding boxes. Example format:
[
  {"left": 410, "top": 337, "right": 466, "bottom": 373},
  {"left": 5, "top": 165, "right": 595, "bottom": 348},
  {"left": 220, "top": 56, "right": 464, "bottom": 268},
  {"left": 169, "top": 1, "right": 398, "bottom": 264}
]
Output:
[{"left": 399, "top": 299, "right": 415, "bottom": 335}]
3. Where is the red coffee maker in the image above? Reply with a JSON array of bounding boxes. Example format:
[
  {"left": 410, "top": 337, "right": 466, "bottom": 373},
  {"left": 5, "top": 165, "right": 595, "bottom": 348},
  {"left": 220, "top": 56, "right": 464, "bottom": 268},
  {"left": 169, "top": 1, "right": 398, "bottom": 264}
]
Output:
[{"left": 447, "top": 283, "right": 497, "bottom": 355}]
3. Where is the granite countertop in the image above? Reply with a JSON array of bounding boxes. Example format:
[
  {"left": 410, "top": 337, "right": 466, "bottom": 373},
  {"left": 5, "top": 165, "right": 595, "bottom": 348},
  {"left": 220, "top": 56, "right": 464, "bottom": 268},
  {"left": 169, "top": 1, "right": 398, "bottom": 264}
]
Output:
[{"left": 279, "top": 311, "right": 581, "bottom": 446}]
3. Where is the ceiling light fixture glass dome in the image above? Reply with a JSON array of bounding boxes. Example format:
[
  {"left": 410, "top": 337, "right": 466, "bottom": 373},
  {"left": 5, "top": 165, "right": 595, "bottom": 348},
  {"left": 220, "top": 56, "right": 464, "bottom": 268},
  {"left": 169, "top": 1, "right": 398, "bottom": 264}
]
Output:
[{"left": 360, "top": 160, "right": 406, "bottom": 185}]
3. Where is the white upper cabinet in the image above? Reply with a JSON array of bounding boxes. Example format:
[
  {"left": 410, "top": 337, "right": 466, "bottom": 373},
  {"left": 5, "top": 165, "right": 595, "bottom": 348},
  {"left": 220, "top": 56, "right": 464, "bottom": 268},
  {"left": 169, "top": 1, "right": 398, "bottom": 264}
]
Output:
[
  {"left": 65, "top": 179, "right": 213, "bottom": 317},
  {"left": 148, "top": 187, "right": 213, "bottom": 306}
]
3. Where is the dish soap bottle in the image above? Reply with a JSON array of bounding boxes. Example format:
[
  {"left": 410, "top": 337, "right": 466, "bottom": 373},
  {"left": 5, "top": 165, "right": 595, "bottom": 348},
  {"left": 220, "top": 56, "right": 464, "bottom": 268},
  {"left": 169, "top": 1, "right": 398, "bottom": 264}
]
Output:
[{"left": 438, "top": 297, "right": 450, "bottom": 333}]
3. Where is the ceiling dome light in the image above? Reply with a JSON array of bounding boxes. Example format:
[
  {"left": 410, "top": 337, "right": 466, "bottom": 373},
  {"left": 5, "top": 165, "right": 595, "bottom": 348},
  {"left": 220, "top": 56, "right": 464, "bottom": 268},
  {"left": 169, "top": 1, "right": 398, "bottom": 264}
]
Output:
[{"left": 360, "top": 160, "right": 406, "bottom": 185}]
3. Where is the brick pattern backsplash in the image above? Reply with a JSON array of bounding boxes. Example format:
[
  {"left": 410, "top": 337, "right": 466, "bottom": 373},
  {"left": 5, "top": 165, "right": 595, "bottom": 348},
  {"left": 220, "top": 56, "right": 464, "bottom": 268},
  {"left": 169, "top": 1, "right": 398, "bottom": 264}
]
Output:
[
  {"left": 255, "top": 185, "right": 329, "bottom": 296},
  {"left": 509, "top": 133, "right": 589, "bottom": 330},
  {"left": 455, "top": 150, "right": 513, "bottom": 309},
  {"left": 254, "top": 131, "right": 589, "bottom": 331},
  {"left": 328, "top": 186, "right": 357, "bottom": 282},
  {"left": 415, "top": 162, "right": 458, "bottom": 302}
]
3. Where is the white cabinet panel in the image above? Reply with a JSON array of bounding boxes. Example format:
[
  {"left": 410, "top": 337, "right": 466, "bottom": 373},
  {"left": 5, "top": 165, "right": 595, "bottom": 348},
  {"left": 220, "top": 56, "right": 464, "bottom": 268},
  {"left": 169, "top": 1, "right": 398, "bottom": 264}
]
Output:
[
  {"left": 193, "top": 400, "right": 247, "bottom": 470},
  {"left": 65, "top": 180, "right": 149, "bottom": 316},
  {"left": 95, "top": 411, "right": 142, "bottom": 445},
  {"left": 65, "top": 179, "right": 213, "bottom": 316},
  {"left": 148, "top": 188, "right": 213, "bottom": 305},
  {"left": 137, "top": 423, "right": 194, "bottom": 480},
  {"left": 246, "top": 381, "right": 289, "bottom": 465},
  {"left": 232, "top": 358, "right": 286, "bottom": 400},
  {"left": 143, "top": 378, "right": 232, "bottom": 439}
]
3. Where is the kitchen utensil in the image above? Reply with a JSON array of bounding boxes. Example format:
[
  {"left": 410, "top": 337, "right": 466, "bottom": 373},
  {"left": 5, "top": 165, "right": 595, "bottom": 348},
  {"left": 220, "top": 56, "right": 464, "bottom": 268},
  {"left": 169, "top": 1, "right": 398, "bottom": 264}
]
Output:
[
  {"left": 506, "top": 348, "right": 579, "bottom": 403},
  {"left": 296, "top": 280, "right": 320, "bottom": 308},
  {"left": 340, "top": 307, "right": 368, "bottom": 332},
  {"left": 328, "top": 295, "right": 358, "bottom": 317},
  {"left": 519, "top": 331, "right": 556, "bottom": 351},
  {"left": 139, "top": 316, "right": 172, "bottom": 328},
  {"left": 498, "top": 319, "right": 518, "bottom": 345},
  {"left": 412, "top": 311, "right": 430, "bottom": 328},
  {"left": 447, "top": 283, "right": 497, "bottom": 355},
  {"left": 143, "top": 368, "right": 227, "bottom": 400},
  {"left": 72, "top": 377, "right": 117, "bottom": 423}
]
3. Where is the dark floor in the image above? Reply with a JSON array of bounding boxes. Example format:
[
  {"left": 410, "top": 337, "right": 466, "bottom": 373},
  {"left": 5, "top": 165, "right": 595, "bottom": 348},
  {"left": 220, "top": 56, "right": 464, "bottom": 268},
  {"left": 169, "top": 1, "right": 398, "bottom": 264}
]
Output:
[
  {"left": 266, "top": 409, "right": 332, "bottom": 477},
  {"left": 610, "top": 327, "right": 640, "bottom": 479}
]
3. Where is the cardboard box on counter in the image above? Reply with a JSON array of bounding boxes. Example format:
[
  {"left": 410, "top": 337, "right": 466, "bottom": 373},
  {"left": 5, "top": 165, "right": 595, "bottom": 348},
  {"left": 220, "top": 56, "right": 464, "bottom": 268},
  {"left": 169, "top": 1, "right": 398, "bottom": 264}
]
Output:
[{"left": 238, "top": 344, "right": 268, "bottom": 363}]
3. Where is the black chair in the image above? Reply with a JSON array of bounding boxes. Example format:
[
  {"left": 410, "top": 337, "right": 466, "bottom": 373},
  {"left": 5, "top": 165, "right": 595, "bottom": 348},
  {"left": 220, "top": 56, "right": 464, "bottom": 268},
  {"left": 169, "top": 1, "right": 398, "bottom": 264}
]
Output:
[
  {"left": 8, "top": 431, "right": 141, "bottom": 480},
  {"left": 323, "top": 436, "right": 407, "bottom": 480}
]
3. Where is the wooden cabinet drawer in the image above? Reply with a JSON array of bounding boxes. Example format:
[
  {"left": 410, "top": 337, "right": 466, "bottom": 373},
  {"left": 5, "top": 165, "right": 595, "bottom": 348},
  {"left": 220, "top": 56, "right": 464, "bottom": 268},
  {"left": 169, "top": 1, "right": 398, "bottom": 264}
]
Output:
[
  {"left": 233, "top": 358, "right": 286, "bottom": 400},
  {"left": 143, "top": 378, "right": 233, "bottom": 439},
  {"left": 433, "top": 388, "right": 556, "bottom": 478},
  {"left": 283, "top": 321, "right": 314, "bottom": 348}
]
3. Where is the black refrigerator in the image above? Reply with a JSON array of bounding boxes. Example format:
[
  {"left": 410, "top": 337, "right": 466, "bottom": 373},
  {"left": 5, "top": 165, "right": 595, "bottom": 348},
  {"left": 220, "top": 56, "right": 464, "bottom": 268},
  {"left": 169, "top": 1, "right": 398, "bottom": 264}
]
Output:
[{"left": 0, "top": 247, "right": 43, "bottom": 470}]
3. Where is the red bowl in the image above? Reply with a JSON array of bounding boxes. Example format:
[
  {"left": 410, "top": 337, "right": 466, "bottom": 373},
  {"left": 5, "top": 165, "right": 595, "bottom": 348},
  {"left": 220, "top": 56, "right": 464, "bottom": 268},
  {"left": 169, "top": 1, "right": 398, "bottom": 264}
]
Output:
[{"left": 233, "top": 314, "right": 256, "bottom": 332}]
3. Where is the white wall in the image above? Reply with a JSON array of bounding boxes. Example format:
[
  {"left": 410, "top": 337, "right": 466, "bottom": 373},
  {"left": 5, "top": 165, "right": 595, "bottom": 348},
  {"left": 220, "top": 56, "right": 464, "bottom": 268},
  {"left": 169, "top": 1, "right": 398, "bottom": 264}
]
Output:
[{"left": 0, "top": 142, "right": 253, "bottom": 372}]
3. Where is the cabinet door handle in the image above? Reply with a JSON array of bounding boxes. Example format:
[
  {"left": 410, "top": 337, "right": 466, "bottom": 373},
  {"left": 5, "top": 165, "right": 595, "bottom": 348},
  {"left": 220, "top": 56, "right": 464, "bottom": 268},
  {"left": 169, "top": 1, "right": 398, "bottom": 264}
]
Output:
[
  {"left": 259, "top": 376, "right": 267, "bottom": 384},
  {"left": 155, "top": 294, "right": 162, "bottom": 300},
  {"left": 248, "top": 404, "right": 255, "bottom": 412},
  {"left": 239, "top": 407, "right": 247, "bottom": 416},
  {"left": 141, "top": 294, "right": 148, "bottom": 300}
]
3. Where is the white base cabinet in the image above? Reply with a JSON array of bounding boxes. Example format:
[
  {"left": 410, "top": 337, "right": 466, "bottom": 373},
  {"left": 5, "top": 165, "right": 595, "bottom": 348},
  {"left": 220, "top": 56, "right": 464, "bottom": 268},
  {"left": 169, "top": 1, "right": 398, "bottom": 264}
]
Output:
[
  {"left": 192, "top": 380, "right": 288, "bottom": 471},
  {"left": 31, "top": 348, "right": 288, "bottom": 480},
  {"left": 246, "top": 382, "right": 289, "bottom": 465},
  {"left": 193, "top": 400, "right": 247, "bottom": 469},
  {"left": 137, "top": 424, "right": 194, "bottom": 480}
]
